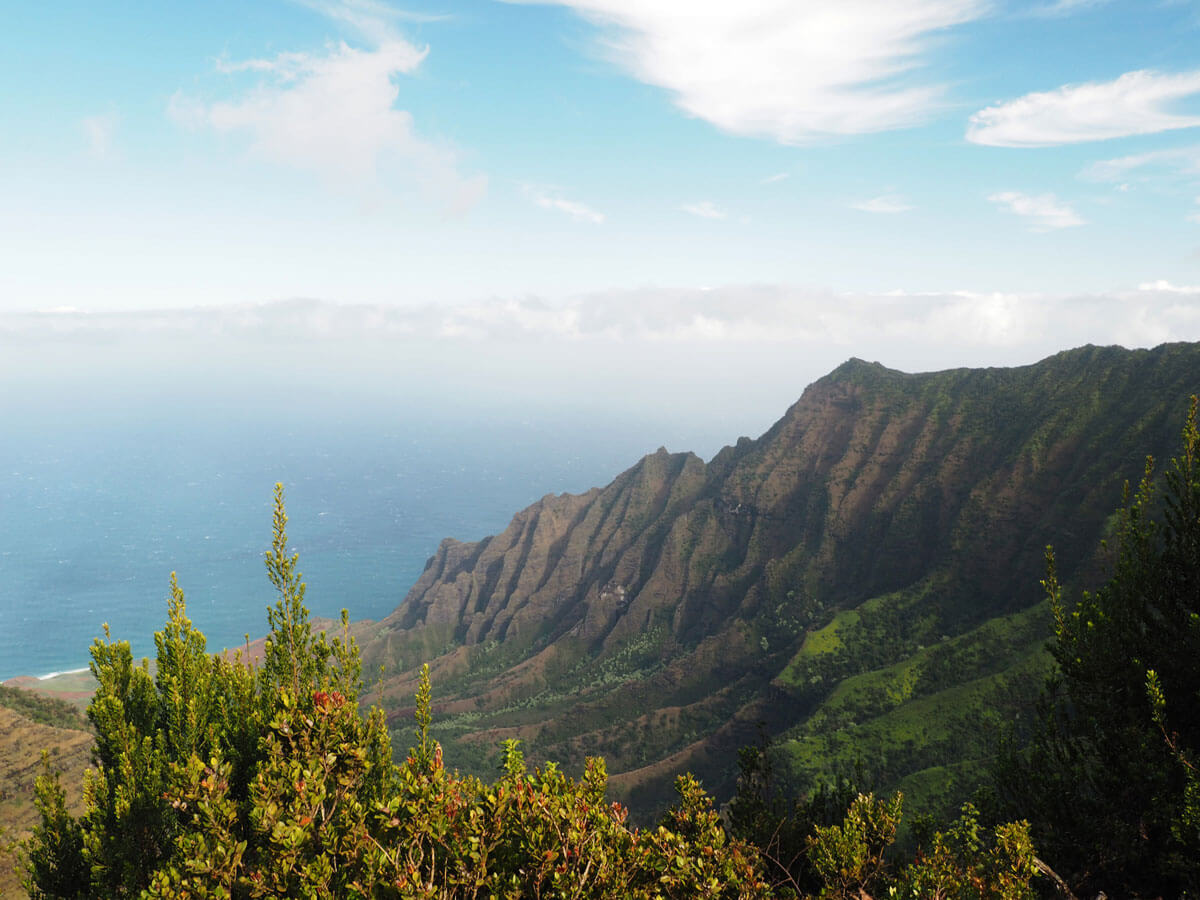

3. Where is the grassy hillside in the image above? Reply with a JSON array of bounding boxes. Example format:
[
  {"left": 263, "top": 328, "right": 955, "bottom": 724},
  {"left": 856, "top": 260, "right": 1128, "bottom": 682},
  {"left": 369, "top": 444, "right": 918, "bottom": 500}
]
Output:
[{"left": 777, "top": 602, "right": 1053, "bottom": 817}]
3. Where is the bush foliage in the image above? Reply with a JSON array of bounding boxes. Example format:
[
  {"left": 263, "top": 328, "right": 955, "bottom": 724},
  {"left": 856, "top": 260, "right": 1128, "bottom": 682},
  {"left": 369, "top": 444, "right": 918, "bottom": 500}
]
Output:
[
  {"left": 23, "top": 485, "right": 773, "bottom": 899},
  {"left": 24, "top": 485, "right": 1041, "bottom": 899}
]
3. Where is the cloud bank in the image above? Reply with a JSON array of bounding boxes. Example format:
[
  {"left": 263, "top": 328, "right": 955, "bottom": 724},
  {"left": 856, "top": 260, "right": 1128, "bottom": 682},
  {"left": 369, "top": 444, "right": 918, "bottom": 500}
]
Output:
[
  {"left": 7, "top": 284, "right": 1198, "bottom": 355},
  {"left": 8, "top": 286, "right": 1199, "bottom": 429}
]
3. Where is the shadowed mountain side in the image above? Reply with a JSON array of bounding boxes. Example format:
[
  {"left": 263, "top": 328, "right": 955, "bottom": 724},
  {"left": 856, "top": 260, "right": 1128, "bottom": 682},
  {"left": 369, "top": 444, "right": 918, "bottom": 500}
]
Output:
[{"left": 359, "top": 343, "right": 1200, "bottom": 813}]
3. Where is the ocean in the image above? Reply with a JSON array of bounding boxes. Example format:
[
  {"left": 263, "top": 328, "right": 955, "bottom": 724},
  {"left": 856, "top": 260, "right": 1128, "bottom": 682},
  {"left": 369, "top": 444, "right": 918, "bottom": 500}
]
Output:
[{"left": 0, "top": 403, "right": 738, "bottom": 682}]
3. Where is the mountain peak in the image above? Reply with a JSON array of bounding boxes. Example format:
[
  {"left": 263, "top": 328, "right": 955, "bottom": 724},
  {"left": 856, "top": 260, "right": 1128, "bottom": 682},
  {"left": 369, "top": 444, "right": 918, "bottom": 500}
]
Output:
[{"left": 822, "top": 357, "right": 905, "bottom": 385}]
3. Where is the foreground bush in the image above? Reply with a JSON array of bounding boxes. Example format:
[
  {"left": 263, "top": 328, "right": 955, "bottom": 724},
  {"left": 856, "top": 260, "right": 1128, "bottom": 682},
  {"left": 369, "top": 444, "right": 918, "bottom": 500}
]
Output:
[
  {"left": 24, "top": 485, "right": 768, "bottom": 899},
  {"left": 23, "top": 484, "right": 1039, "bottom": 899}
]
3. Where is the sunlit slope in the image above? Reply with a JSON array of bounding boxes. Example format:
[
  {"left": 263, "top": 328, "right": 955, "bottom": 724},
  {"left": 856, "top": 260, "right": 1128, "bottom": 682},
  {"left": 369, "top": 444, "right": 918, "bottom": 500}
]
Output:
[{"left": 777, "top": 601, "right": 1052, "bottom": 815}]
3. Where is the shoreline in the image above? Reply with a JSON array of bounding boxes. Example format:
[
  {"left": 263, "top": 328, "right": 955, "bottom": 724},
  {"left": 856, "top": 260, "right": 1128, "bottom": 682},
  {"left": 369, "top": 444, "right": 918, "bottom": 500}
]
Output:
[
  {"left": 2, "top": 668, "right": 99, "bottom": 708},
  {"left": 37, "top": 666, "right": 91, "bottom": 681},
  {"left": 2, "top": 666, "right": 91, "bottom": 686}
]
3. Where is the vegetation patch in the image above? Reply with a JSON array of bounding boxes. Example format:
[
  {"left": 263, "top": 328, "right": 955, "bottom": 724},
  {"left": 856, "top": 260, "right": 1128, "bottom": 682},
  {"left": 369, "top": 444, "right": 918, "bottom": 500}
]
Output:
[{"left": 0, "top": 686, "right": 89, "bottom": 733}]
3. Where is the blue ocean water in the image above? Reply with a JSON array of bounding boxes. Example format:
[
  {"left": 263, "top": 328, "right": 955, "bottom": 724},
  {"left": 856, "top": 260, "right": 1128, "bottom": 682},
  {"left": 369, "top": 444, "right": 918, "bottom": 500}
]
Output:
[{"left": 0, "top": 404, "right": 734, "bottom": 681}]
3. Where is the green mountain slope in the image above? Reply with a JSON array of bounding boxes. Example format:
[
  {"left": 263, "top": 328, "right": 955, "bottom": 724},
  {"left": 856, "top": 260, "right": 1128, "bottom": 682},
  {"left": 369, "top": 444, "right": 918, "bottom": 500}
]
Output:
[
  {"left": 360, "top": 342, "right": 1200, "bottom": 813},
  {"left": 778, "top": 601, "right": 1053, "bottom": 815}
]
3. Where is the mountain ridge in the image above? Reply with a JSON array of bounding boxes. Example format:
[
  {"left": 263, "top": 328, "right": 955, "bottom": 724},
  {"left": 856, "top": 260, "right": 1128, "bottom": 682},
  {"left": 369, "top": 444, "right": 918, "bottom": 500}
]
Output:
[{"left": 356, "top": 342, "right": 1200, "bottom": 810}]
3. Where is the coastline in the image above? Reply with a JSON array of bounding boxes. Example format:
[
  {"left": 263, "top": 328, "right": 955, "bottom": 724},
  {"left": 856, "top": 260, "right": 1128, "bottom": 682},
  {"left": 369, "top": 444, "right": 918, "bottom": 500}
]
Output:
[
  {"left": 36, "top": 666, "right": 91, "bottom": 681},
  {"left": 3, "top": 668, "right": 98, "bottom": 709}
]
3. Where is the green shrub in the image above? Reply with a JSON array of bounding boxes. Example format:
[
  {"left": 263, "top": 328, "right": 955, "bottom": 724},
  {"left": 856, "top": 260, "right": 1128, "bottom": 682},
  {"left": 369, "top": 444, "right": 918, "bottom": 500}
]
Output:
[
  {"left": 25, "top": 485, "right": 771, "bottom": 899},
  {"left": 25, "top": 482, "right": 1042, "bottom": 899}
]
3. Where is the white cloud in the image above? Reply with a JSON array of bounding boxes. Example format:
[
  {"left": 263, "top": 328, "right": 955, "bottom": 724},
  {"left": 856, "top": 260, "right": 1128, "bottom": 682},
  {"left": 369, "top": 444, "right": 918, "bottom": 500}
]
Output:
[
  {"left": 1083, "top": 145, "right": 1200, "bottom": 182},
  {"left": 989, "top": 191, "right": 1085, "bottom": 230},
  {"left": 852, "top": 193, "right": 913, "bottom": 214},
  {"left": 503, "top": 0, "right": 986, "bottom": 143},
  {"left": 968, "top": 69, "right": 1200, "bottom": 147},
  {"left": 524, "top": 185, "right": 606, "bottom": 223},
  {"left": 681, "top": 201, "right": 726, "bottom": 220},
  {"left": 1139, "top": 279, "right": 1200, "bottom": 292},
  {"left": 82, "top": 113, "right": 117, "bottom": 157},
  {"left": 170, "top": 33, "right": 485, "bottom": 210},
  {"left": 760, "top": 172, "right": 790, "bottom": 185}
]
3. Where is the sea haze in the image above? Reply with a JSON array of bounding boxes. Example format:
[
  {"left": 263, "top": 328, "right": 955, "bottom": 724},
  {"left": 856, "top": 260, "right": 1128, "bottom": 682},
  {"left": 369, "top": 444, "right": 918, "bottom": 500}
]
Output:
[{"left": 0, "top": 400, "right": 741, "bottom": 682}]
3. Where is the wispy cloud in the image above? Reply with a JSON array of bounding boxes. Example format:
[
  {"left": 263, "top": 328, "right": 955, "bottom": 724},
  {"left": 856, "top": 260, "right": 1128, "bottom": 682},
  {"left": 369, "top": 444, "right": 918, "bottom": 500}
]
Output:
[
  {"left": 295, "top": 0, "right": 450, "bottom": 41},
  {"left": 760, "top": 172, "right": 790, "bottom": 185},
  {"left": 502, "top": 0, "right": 986, "bottom": 143},
  {"left": 851, "top": 193, "right": 913, "bottom": 214},
  {"left": 680, "top": 201, "right": 726, "bottom": 220},
  {"left": 968, "top": 69, "right": 1200, "bottom": 147},
  {"left": 1084, "top": 146, "right": 1200, "bottom": 222},
  {"left": 989, "top": 191, "right": 1085, "bottom": 230},
  {"left": 82, "top": 113, "right": 118, "bottom": 158},
  {"left": 1083, "top": 145, "right": 1200, "bottom": 182},
  {"left": 169, "top": 10, "right": 485, "bottom": 211},
  {"left": 1026, "top": 0, "right": 1115, "bottom": 18},
  {"left": 524, "top": 185, "right": 606, "bottom": 223}
]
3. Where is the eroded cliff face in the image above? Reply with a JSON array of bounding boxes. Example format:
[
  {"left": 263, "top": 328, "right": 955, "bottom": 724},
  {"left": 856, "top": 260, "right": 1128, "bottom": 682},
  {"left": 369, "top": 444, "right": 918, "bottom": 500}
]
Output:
[
  {"left": 381, "top": 446, "right": 708, "bottom": 649},
  {"left": 361, "top": 343, "right": 1200, "bottom": 809}
]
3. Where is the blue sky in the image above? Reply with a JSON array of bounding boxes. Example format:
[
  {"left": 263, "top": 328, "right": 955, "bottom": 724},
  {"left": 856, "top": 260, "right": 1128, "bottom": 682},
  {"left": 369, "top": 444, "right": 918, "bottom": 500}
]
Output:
[{"left": 3, "top": 0, "right": 1200, "bottom": 397}]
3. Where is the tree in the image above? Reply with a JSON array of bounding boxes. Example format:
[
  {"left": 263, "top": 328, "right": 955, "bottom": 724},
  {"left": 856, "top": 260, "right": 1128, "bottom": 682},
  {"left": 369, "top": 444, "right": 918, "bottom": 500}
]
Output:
[
  {"left": 995, "top": 397, "right": 1200, "bottom": 896},
  {"left": 22, "top": 759, "right": 88, "bottom": 899},
  {"left": 727, "top": 736, "right": 862, "bottom": 895}
]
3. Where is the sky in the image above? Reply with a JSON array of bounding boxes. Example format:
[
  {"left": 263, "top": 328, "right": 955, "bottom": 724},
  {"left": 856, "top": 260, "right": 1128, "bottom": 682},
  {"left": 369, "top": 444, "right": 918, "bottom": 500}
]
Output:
[{"left": 3, "top": 0, "right": 1200, "bottom": 431}]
